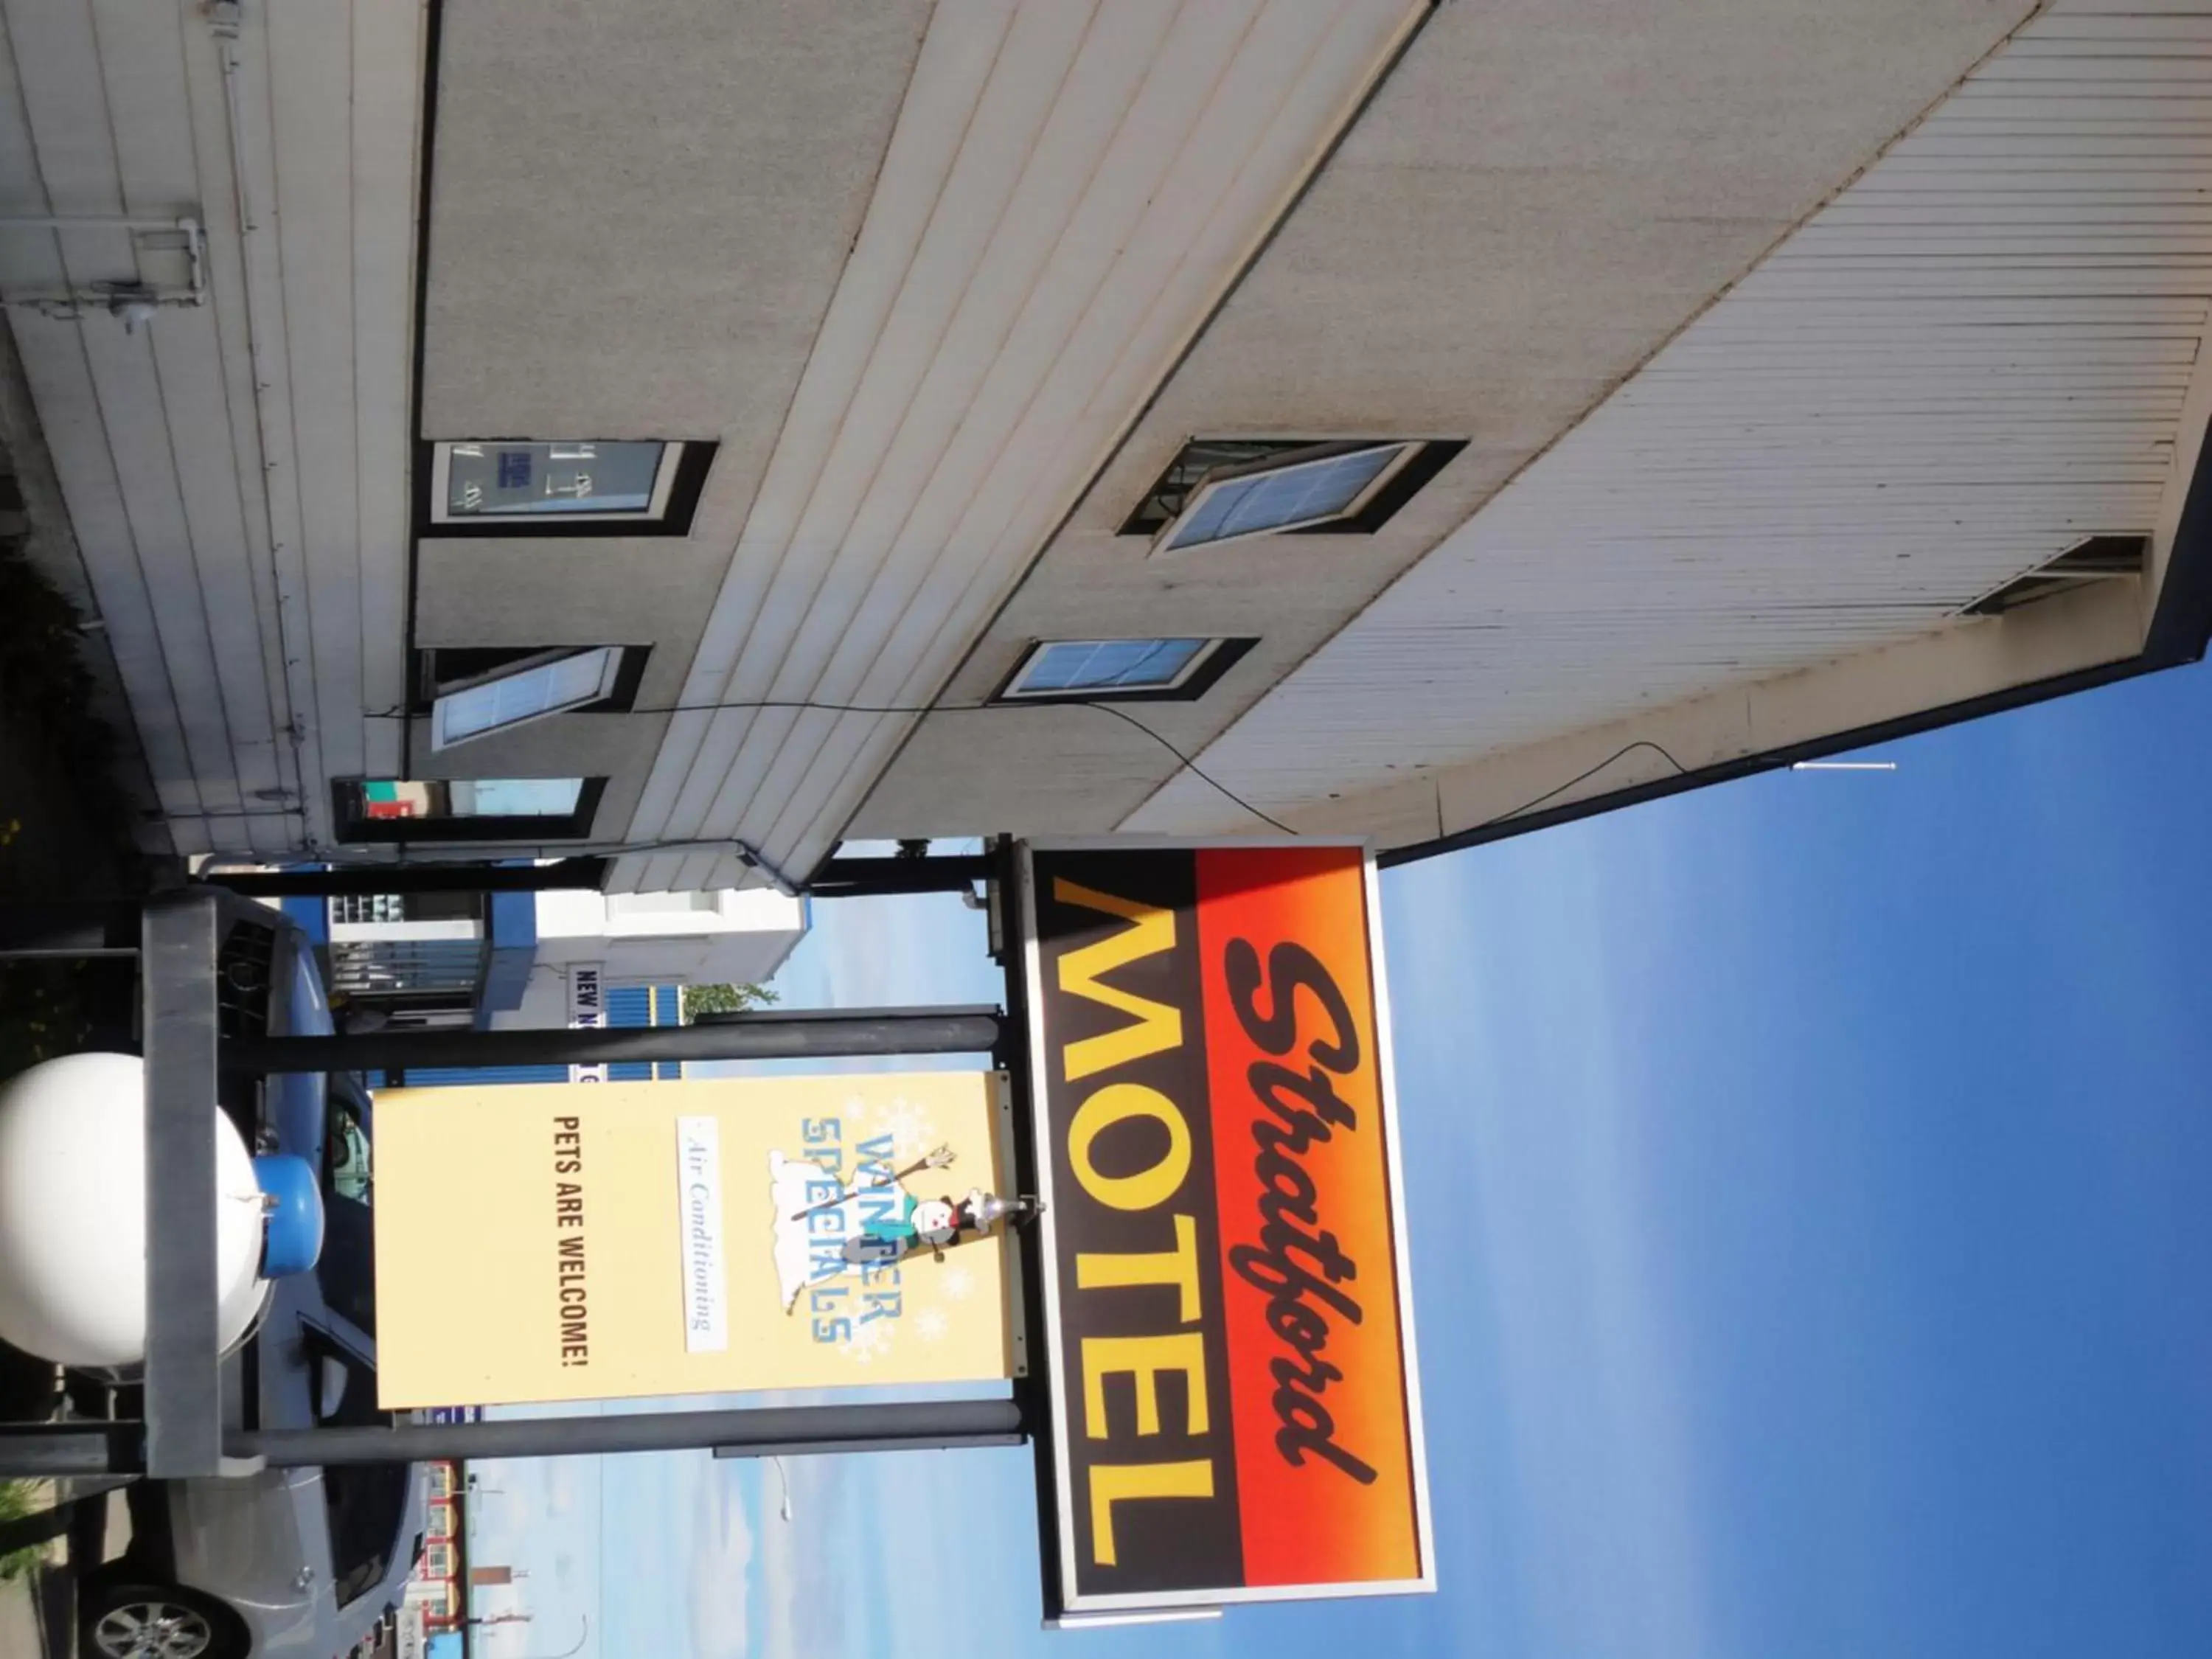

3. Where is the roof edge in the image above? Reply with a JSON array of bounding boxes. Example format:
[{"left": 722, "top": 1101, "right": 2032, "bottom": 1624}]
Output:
[{"left": 1380, "top": 430, "right": 2212, "bottom": 869}]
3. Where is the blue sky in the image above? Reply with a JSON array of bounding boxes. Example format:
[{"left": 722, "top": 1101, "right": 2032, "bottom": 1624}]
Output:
[{"left": 467, "top": 664, "right": 2212, "bottom": 1659}]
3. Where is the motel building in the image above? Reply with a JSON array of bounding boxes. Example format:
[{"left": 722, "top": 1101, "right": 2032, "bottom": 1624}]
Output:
[
  {"left": 273, "top": 877, "right": 806, "bottom": 1058},
  {"left": 0, "top": 0, "right": 2208, "bottom": 911}
]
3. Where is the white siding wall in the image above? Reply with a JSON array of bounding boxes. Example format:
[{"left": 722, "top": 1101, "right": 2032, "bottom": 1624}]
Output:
[
  {"left": 1128, "top": 0, "right": 2212, "bottom": 834},
  {"left": 512, "top": 887, "right": 806, "bottom": 1001},
  {"left": 0, "top": 0, "right": 421, "bottom": 856},
  {"left": 614, "top": 0, "right": 1428, "bottom": 893}
]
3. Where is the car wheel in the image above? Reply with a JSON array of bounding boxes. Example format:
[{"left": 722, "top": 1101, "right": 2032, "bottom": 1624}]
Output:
[{"left": 80, "top": 1580, "right": 247, "bottom": 1659}]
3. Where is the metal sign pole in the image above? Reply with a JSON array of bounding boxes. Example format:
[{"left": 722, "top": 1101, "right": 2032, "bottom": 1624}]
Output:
[
  {"left": 201, "top": 861, "right": 610, "bottom": 898},
  {"left": 232, "top": 1399, "right": 1026, "bottom": 1468},
  {"left": 804, "top": 854, "right": 992, "bottom": 897},
  {"left": 223, "top": 1005, "right": 1005, "bottom": 1074},
  {"left": 0, "top": 1423, "right": 145, "bottom": 1480},
  {"left": 141, "top": 893, "right": 224, "bottom": 1478}
]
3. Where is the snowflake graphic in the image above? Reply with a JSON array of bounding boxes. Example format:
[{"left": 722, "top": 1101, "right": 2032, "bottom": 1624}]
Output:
[
  {"left": 939, "top": 1265, "right": 975, "bottom": 1303},
  {"left": 841, "top": 1318, "right": 893, "bottom": 1365},
  {"left": 914, "top": 1307, "right": 949, "bottom": 1343},
  {"left": 877, "top": 1097, "right": 938, "bottom": 1161}
]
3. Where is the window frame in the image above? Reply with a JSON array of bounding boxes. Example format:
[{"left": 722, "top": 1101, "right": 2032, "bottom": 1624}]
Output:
[
  {"left": 332, "top": 777, "right": 608, "bottom": 844},
  {"left": 1963, "top": 534, "right": 2147, "bottom": 617},
  {"left": 423, "top": 644, "right": 644, "bottom": 753},
  {"left": 420, "top": 439, "right": 717, "bottom": 538},
  {"left": 991, "top": 636, "right": 1256, "bottom": 706},
  {"left": 415, "top": 644, "right": 650, "bottom": 710},
  {"left": 1154, "top": 440, "right": 1422, "bottom": 554},
  {"left": 1120, "top": 436, "right": 1467, "bottom": 546}
]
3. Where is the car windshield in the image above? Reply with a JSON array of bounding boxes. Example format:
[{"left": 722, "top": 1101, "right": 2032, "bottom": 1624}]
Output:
[
  {"left": 317, "top": 1087, "right": 377, "bottom": 1337},
  {"left": 310, "top": 1339, "right": 411, "bottom": 1608}
]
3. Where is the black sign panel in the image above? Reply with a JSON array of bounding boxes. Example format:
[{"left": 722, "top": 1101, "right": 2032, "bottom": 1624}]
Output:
[{"left": 1032, "top": 849, "right": 1244, "bottom": 1594}]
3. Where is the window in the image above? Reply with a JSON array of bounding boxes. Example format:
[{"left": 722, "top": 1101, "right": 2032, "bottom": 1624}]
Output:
[
  {"left": 423, "top": 439, "right": 715, "bottom": 537},
  {"left": 427, "top": 1503, "right": 456, "bottom": 1540},
  {"left": 319, "top": 1082, "right": 376, "bottom": 1336},
  {"left": 994, "top": 636, "right": 1255, "bottom": 704},
  {"left": 327, "top": 1099, "right": 372, "bottom": 1204},
  {"left": 307, "top": 1338, "right": 411, "bottom": 1607},
  {"left": 1159, "top": 442, "right": 1413, "bottom": 552},
  {"left": 1122, "top": 437, "right": 1465, "bottom": 550},
  {"left": 424, "top": 1543, "right": 456, "bottom": 1579},
  {"left": 428, "top": 1465, "right": 455, "bottom": 1500},
  {"left": 439, "top": 441, "right": 667, "bottom": 521},
  {"left": 330, "top": 891, "right": 481, "bottom": 928},
  {"left": 419, "top": 644, "right": 644, "bottom": 751},
  {"left": 333, "top": 777, "right": 605, "bottom": 844},
  {"left": 1965, "top": 535, "right": 2146, "bottom": 616}
]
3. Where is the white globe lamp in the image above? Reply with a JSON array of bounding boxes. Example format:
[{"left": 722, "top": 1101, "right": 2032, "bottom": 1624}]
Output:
[{"left": 0, "top": 1052, "right": 270, "bottom": 1367}]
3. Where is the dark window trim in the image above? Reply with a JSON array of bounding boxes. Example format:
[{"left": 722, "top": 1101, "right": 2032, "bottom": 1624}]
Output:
[
  {"left": 411, "top": 644, "right": 651, "bottom": 716},
  {"left": 1119, "top": 437, "right": 1465, "bottom": 539},
  {"left": 331, "top": 777, "right": 608, "bottom": 844},
  {"left": 1346, "top": 437, "right": 1466, "bottom": 533},
  {"left": 988, "top": 637, "right": 1256, "bottom": 706},
  {"left": 414, "top": 439, "right": 716, "bottom": 540},
  {"left": 1963, "top": 535, "right": 2147, "bottom": 617}
]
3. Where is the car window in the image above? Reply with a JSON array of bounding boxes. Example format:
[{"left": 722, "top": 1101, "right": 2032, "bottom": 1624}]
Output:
[
  {"left": 318, "top": 1088, "right": 377, "bottom": 1337},
  {"left": 309, "top": 1337, "right": 411, "bottom": 1608},
  {"left": 329, "top": 1108, "right": 372, "bottom": 1203}
]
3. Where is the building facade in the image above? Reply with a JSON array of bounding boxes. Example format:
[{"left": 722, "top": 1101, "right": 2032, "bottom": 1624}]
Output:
[
  {"left": 272, "top": 881, "right": 802, "bottom": 1033},
  {"left": 405, "top": 1460, "right": 466, "bottom": 1634},
  {"left": 2, "top": 0, "right": 2208, "bottom": 894}
]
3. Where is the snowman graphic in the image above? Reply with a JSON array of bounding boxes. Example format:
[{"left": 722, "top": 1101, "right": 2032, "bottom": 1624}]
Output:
[
  {"left": 841, "top": 1184, "right": 1044, "bottom": 1266},
  {"left": 768, "top": 1144, "right": 1044, "bottom": 1310}
]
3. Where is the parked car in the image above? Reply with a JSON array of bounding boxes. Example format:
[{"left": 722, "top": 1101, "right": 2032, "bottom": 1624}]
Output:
[{"left": 80, "top": 898, "right": 422, "bottom": 1659}]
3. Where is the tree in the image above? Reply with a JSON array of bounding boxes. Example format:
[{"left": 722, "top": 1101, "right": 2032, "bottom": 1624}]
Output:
[{"left": 681, "top": 981, "right": 779, "bottom": 1023}]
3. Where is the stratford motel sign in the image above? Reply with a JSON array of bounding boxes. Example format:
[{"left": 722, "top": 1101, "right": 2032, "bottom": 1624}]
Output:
[
  {"left": 354, "top": 835, "right": 1430, "bottom": 1628},
  {"left": 1019, "top": 841, "right": 1433, "bottom": 1615}
]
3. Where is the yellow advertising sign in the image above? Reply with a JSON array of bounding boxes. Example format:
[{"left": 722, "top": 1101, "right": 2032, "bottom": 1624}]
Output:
[{"left": 372, "top": 1072, "right": 1020, "bottom": 1408}]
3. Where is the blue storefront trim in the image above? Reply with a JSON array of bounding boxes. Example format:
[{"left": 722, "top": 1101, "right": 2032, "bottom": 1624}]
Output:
[{"left": 475, "top": 889, "right": 538, "bottom": 1029}]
